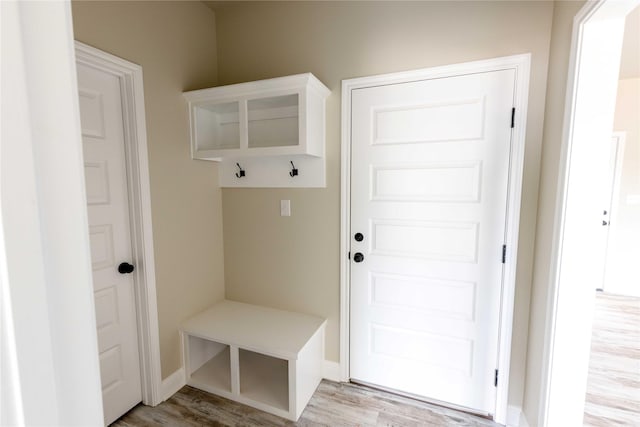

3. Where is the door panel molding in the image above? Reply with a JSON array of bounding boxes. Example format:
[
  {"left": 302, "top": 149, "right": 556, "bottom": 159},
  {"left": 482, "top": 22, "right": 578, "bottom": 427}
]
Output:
[
  {"left": 75, "top": 41, "right": 163, "bottom": 407},
  {"left": 340, "top": 54, "right": 531, "bottom": 425}
]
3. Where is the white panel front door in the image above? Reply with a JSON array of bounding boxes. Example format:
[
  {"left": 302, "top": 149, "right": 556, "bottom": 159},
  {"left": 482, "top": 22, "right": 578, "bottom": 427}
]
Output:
[
  {"left": 349, "top": 69, "right": 516, "bottom": 415},
  {"left": 77, "top": 62, "right": 142, "bottom": 425}
]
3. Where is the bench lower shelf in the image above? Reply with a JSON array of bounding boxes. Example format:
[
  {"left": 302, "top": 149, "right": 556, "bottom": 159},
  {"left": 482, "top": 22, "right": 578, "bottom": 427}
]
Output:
[
  {"left": 189, "top": 346, "right": 231, "bottom": 393},
  {"left": 182, "top": 300, "right": 326, "bottom": 421},
  {"left": 239, "top": 349, "right": 289, "bottom": 411}
]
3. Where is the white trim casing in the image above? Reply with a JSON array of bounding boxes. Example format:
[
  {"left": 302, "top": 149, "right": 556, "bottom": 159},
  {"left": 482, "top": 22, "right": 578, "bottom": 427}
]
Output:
[
  {"left": 538, "top": 3, "right": 597, "bottom": 423},
  {"left": 74, "top": 41, "right": 163, "bottom": 407},
  {"left": 602, "top": 131, "right": 626, "bottom": 293},
  {"left": 608, "top": 131, "right": 627, "bottom": 240},
  {"left": 340, "top": 54, "right": 531, "bottom": 425},
  {"left": 1, "top": 2, "right": 104, "bottom": 424},
  {"left": 539, "top": 0, "right": 638, "bottom": 425}
]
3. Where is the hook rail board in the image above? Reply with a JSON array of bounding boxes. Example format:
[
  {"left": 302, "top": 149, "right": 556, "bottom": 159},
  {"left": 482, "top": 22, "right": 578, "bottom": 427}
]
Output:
[{"left": 219, "top": 155, "right": 325, "bottom": 188}]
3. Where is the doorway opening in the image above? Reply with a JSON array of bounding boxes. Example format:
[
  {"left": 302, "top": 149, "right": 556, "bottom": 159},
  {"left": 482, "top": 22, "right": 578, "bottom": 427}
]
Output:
[
  {"left": 584, "top": 9, "right": 640, "bottom": 423},
  {"left": 542, "top": 1, "right": 640, "bottom": 426},
  {"left": 74, "top": 42, "right": 163, "bottom": 415}
]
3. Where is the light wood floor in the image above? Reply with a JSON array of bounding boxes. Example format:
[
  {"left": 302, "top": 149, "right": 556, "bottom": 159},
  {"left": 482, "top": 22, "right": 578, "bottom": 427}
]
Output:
[
  {"left": 112, "top": 381, "right": 500, "bottom": 426},
  {"left": 584, "top": 292, "right": 640, "bottom": 426},
  {"left": 111, "top": 292, "right": 640, "bottom": 426}
]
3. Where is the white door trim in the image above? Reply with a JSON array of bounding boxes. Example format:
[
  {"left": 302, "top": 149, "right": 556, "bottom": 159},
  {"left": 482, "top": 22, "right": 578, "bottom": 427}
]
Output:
[
  {"left": 602, "top": 131, "right": 626, "bottom": 292},
  {"left": 75, "top": 41, "right": 163, "bottom": 407},
  {"left": 608, "top": 131, "right": 627, "bottom": 239},
  {"left": 2, "top": 3, "right": 104, "bottom": 423},
  {"left": 539, "top": 0, "right": 638, "bottom": 424},
  {"left": 340, "top": 54, "right": 531, "bottom": 425}
]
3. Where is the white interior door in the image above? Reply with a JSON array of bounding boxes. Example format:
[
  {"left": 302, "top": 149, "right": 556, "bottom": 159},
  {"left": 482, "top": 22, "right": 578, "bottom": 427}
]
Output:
[
  {"left": 77, "top": 62, "right": 142, "bottom": 425},
  {"left": 349, "top": 69, "right": 516, "bottom": 415}
]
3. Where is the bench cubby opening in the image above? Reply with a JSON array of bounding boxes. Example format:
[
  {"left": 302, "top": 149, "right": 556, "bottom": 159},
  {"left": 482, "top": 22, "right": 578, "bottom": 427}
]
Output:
[
  {"left": 239, "top": 349, "right": 289, "bottom": 412},
  {"left": 186, "top": 336, "right": 231, "bottom": 394}
]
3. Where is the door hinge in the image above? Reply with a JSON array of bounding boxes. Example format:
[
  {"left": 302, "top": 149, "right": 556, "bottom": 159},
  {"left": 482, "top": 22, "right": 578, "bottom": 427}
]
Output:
[
  {"left": 348, "top": 251, "right": 351, "bottom": 260},
  {"left": 502, "top": 245, "right": 507, "bottom": 264},
  {"left": 511, "top": 108, "right": 516, "bottom": 128},
  {"left": 495, "top": 369, "right": 499, "bottom": 387}
]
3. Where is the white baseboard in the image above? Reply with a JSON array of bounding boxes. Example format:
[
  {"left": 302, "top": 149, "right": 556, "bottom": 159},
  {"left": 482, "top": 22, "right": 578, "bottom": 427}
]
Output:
[
  {"left": 507, "top": 405, "right": 521, "bottom": 426},
  {"left": 323, "top": 360, "right": 341, "bottom": 382},
  {"left": 506, "top": 405, "right": 529, "bottom": 427},
  {"left": 160, "top": 367, "right": 186, "bottom": 401}
]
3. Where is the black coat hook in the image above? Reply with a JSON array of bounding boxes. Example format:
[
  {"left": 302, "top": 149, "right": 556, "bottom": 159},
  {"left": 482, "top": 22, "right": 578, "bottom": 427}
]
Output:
[
  {"left": 235, "top": 163, "right": 245, "bottom": 178},
  {"left": 289, "top": 161, "right": 298, "bottom": 177}
]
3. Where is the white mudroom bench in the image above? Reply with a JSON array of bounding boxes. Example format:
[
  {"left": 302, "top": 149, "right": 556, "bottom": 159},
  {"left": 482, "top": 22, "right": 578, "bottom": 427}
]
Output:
[{"left": 181, "top": 300, "right": 326, "bottom": 421}]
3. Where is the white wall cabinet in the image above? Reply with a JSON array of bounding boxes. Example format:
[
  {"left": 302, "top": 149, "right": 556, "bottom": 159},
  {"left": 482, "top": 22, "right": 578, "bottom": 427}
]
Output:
[
  {"left": 181, "top": 300, "right": 326, "bottom": 421},
  {"left": 184, "top": 74, "right": 330, "bottom": 188}
]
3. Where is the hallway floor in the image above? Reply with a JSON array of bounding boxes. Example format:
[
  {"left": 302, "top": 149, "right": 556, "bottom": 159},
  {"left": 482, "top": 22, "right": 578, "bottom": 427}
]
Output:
[
  {"left": 583, "top": 292, "right": 640, "bottom": 426},
  {"left": 112, "top": 381, "right": 499, "bottom": 426}
]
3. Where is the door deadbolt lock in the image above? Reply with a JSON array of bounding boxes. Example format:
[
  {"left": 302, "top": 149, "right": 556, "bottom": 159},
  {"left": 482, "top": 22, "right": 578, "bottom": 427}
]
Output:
[
  {"left": 354, "top": 232, "right": 364, "bottom": 242},
  {"left": 118, "top": 262, "right": 135, "bottom": 274}
]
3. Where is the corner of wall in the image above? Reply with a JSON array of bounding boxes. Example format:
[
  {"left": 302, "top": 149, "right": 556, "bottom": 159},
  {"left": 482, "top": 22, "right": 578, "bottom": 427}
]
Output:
[
  {"left": 160, "top": 367, "right": 186, "bottom": 402},
  {"left": 322, "top": 360, "right": 341, "bottom": 382}
]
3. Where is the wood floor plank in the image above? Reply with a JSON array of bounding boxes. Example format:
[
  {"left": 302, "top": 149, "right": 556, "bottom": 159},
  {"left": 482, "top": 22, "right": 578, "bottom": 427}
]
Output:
[
  {"left": 584, "top": 293, "right": 640, "bottom": 427},
  {"left": 112, "top": 381, "right": 500, "bottom": 426}
]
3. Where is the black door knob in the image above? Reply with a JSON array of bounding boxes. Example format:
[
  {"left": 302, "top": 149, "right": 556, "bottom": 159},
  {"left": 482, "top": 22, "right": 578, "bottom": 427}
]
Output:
[
  {"left": 118, "top": 262, "right": 135, "bottom": 274},
  {"left": 354, "top": 232, "right": 364, "bottom": 242},
  {"left": 353, "top": 252, "right": 364, "bottom": 263}
]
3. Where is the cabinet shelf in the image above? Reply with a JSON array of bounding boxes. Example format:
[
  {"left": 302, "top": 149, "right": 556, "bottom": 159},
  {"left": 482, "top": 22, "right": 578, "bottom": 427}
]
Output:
[
  {"left": 248, "top": 94, "right": 299, "bottom": 150},
  {"left": 193, "top": 101, "right": 240, "bottom": 151}
]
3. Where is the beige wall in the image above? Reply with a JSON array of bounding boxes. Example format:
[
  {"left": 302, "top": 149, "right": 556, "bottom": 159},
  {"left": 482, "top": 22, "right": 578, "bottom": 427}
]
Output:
[
  {"left": 216, "top": 1, "right": 555, "bottom": 408},
  {"left": 72, "top": 1, "right": 225, "bottom": 379},
  {"left": 607, "top": 77, "right": 640, "bottom": 293},
  {"left": 523, "top": 1, "right": 586, "bottom": 425}
]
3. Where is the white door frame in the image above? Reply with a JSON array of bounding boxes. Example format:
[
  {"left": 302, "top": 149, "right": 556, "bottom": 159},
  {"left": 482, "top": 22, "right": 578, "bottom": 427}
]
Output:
[
  {"left": 340, "top": 54, "right": 531, "bottom": 424},
  {"left": 602, "top": 131, "right": 627, "bottom": 291},
  {"left": 75, "top": 41, "right": 163, "bottom": 407},
  {"left": 2, "top": 3, "right": 104, "bottom": 424},
  {"left": 539, "top": 1, "right": 638, "bottom": 425},
  {"left": 607, "top": 131, "right": 627, "bottom": 243}
]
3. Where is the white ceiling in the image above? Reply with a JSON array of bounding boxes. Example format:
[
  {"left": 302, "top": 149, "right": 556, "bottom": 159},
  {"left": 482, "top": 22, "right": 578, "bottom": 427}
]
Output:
[{"left": 620, "top": 5, "right": 640, "bottom": 79}]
